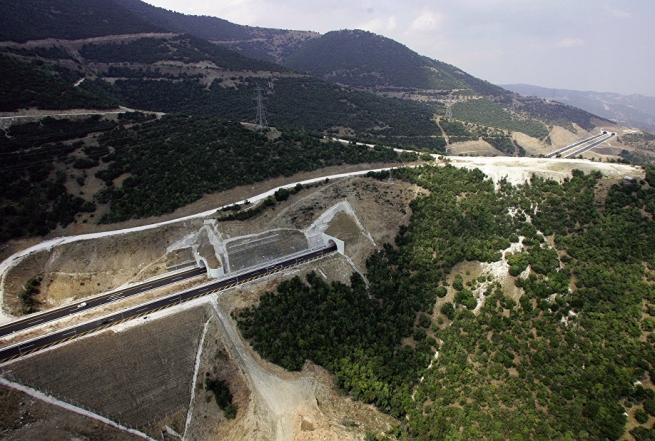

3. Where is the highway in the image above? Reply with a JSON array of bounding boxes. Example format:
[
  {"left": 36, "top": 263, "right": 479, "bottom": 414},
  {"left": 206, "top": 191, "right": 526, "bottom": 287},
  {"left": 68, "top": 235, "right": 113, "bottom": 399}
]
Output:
[
  {"left": 0, "top": 243, "right": 337, "bottom": 364},
  {"left": 562, "top": 133, "right": 615, "bottom": 158},
  {"left": 0, "top": 266, "right": 205, "bottom": 338},
  {"left": 546, "top": 133, "right": 606, "bottom": 158}
]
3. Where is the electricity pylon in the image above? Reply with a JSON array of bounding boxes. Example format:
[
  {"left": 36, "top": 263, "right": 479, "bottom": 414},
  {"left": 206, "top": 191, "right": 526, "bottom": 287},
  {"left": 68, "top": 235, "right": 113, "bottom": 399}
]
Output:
[
  {"left": 255, "top": 86, "right": 268, "bottom": 131},
  {"left": 445, "top": 92, "right": 453, "bottom": 118}
]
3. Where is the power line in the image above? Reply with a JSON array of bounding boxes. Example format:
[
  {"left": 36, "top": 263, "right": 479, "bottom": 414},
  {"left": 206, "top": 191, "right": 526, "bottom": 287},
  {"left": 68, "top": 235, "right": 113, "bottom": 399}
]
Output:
[
  {"left": 445, "top": 92, "right": 453, "bottom": 118},
  {"left": 254, "top": 85, "right": 268, "bottom": 132}
]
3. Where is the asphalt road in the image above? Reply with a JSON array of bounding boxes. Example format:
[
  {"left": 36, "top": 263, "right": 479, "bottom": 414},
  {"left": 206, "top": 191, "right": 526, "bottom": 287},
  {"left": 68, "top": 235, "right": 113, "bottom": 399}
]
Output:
[
  {"left": 0, "top": 266, "right": 206, "bottom": 338},
  {"left": 563, "top": 133, "right": 615, "bottom": 158},
  {"left": 0, "top": 244, "right": 337, "bottom": 364},
  {"left": 546, "top": 133, "right": 606, "bottom": 158}
]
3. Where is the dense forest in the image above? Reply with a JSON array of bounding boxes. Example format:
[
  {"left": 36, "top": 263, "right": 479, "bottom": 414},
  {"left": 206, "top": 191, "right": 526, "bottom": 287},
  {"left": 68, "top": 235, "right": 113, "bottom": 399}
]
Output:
[
  {"left": 0, "top": 54, "right": 119, "bottom": 112},
  {"left": 285, "top": 30, "right": 463, "bottom": 90},
  {"left": 79, "top": 35, "right": 285, "bottom": 72},
  {"left": 108, "top": 75, "right": 443, "bottom": 144},
  {"left": 237, "top": 164, "right": 655, "bottom": 440},
  {"left": 93, "top": 115, "right": 412, "bottom": 223},
  {"left": 0, "top": 114, "right": 413, "bottom": 242},
  {"left": 284, "top": 29, "right": 506, "bottom": 97},
  {"left": 0, "top": 0, "right": 164, "bottom": 43}
]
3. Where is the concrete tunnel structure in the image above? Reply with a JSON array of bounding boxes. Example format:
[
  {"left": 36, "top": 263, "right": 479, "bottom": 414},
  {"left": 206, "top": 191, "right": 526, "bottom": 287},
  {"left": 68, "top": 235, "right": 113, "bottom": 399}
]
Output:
[{"left": 194, "top": 233, "right": 344, "bottom": 279}]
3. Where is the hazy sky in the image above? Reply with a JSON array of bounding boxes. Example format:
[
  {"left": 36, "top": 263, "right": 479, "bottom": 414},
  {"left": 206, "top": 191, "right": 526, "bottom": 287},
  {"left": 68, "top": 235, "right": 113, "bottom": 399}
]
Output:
[{"left": 143, "top": 0, "right": 654, "bottom": 97}]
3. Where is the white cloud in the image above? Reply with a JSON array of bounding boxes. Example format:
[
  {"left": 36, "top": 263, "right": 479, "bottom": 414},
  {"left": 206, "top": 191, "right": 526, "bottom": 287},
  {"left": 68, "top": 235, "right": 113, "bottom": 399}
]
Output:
[
  {"left": 556, "top": 38, "right": 585, "bottom": 48},
  {"left": 408, "top": 11, "right": 443, "bottom": 33},
  {"left": 608, "top": 8, "right": 631, "bottom": 18},
  {"left": 359, "top": 16, "right": 398, "bottom": 33}
]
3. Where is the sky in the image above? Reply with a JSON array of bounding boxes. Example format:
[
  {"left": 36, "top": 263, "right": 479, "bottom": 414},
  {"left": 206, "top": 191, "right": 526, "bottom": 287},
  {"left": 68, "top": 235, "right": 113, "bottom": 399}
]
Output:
[{"left": 143, "top": 0, "right": 655, "bottom": 97}]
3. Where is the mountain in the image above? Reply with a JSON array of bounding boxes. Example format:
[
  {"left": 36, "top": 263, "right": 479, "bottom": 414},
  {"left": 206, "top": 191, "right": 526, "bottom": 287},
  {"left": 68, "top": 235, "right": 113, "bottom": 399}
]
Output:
[
  {"left": 0, "top": 0, "right": 164, "bottom": 42},
  {"left": 0, "top": 0, "right": 610, "bottom": 142},
  {"left": 503, "top": 84, "right": 655, "bottom": 133},
  {"left": 284, "top": 29, "right": 505, "bottom": 96},
  {"left": 113, "top": 0, "right": 320, "bottom": 63},
  {"left": 19, "top": 0, "right": 605, "bottom": 135},
  {"left": 111, "top": 1, "right": 505, "bottom": 96}
]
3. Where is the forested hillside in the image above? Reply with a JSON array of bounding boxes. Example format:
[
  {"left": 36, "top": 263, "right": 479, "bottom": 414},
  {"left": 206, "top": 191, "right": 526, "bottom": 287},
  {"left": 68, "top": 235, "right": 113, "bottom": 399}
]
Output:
[
  {"left": 113, "top": 0, "right": 319, "bottom": 63},
  {"left": 0, "top": 113, "right": 415, "bottom": 242},
  {"left": 237, "top": 164, "right": 655, "bottom": 440},
  {"left": 285, "top": 30, "right": 461, "bottom": 90},
  {"left": 0, "top": 32, "right": 446, "bottom": 150},
  {"left": 78, "top": 34, "right": 285, "bottom": 71},
  {"left": 0, "top": 0, "right": 608, "bottom": 144},
  {"left": 0, "top": 0, "right": 164, "bottom": 42},
  {"left": 284, "top": 29, "right": 505, "bottom": 97},
  {"left": 0, "top": 54, "right": 120, "bottom": 111}
]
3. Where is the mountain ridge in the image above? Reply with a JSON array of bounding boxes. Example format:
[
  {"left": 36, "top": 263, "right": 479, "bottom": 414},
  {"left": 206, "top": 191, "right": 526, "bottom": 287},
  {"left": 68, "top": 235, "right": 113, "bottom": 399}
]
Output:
[
  {"left": 503, "top": 83, "right": 655, "bottom": 133},
  {"left": 0, "top": 0, "right": 613, "bottom": 142},
  {"left": 0, "top": 0, "right": 165, "bottom": 42}
]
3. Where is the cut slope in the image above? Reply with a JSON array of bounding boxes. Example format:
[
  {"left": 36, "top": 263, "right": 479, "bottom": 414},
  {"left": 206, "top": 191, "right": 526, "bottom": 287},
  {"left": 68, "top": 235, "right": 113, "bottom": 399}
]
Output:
[{"left": 7, "top": 306, "right": 209, "bottom": 430}]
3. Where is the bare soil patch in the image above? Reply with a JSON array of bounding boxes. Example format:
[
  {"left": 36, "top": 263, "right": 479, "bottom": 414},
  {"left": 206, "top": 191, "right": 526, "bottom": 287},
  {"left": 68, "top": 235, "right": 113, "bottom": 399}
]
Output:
[
  {"left": 0, "top": 384, "right": 142, "bottom": 441},
  {"left": 448, "top": 139, "right": 503, "bottom": 156},
  {"left": 446, "top": 156, "right": 643, "bottom": 187},
  {"left": 214, "top": 177, "right": 420, "bottom": 275},
  {"left": 512, "top": 132, "right": 547, "bottom": 156},
  {"left": 325, "top": 212, "right": 364, "bottom": 256},
  {"left": 226, "top": 230, "right": 308, "bottom": 272},
  {"left": 184, "top": 316, "right": 251, "bottom": 441},
  {"left": 4, "top": 306, "right": 209, "bottom": 432},
  {"left": 3, "top": 223, "right": 200, "bottom": 316}
]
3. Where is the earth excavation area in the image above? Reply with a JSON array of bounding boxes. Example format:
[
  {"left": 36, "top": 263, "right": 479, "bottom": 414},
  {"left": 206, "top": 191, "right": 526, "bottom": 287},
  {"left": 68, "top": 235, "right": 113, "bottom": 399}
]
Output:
[
  {"left": 0, "top": 157, "right": 642, "bottom": 441},
  {"left": 0, "top": 176, "right": 419, "bottom": 441}
]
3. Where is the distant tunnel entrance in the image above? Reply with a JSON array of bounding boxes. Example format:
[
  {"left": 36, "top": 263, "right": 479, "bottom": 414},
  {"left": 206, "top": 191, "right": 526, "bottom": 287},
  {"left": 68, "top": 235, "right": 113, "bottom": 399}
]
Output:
[{"left": 321, "top": 234, "right": 345, "bottom": 255}]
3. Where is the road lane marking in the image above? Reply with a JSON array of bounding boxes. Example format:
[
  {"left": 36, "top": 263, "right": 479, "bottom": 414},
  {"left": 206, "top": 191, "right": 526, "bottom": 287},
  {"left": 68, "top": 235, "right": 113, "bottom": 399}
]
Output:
[{"left": 0, "top": 247, "right": 337, "bottom": 363}]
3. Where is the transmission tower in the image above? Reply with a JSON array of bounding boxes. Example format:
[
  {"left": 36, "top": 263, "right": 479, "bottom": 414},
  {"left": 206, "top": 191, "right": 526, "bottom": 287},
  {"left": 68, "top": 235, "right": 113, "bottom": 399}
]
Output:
[
  {"left": 445, "top": 92, "right": 453, "bottom": 118},
  {"left": 255, "top": 86, "right": 268, "bottom": 132}
]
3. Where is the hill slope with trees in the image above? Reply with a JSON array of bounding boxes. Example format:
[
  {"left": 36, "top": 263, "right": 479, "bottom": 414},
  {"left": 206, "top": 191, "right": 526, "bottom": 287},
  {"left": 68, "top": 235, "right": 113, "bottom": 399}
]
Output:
[
  {"left": 0, "top": 0, "right": 164, "bottom": 42},
  {"left": 284, "top": 29, "right": 505, "bottom": 96},
  {"left": 237, "top": 164, "right": 655, "bottom": 440},
  {"left": 0, "top": 113, "right": 416, "bottom": 242},
  {"left": 113, "top": 0, "right": 320, "bottom": 63},
  {"left": 0, "top": 0, "right": 610, "bottom": 139},
  {"left": 504, "top": 83, "right": 655, "bottom": 133}
]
